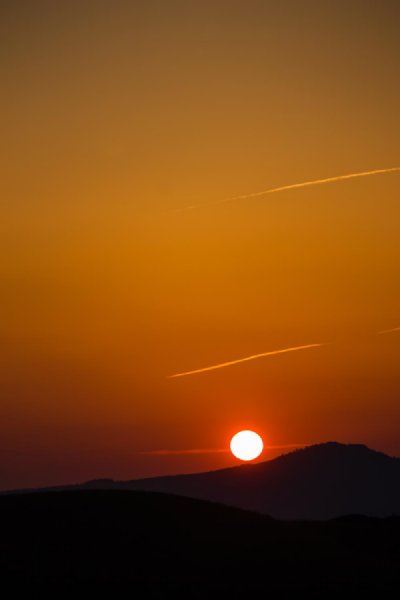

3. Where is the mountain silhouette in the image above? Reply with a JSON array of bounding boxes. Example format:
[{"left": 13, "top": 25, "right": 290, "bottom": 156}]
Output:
[{"left": 82, "top": 442, "right": 400, "bottom": 519}]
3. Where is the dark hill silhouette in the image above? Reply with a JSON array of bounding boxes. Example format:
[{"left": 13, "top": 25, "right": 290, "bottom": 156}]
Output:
[
  {"left": 82, "top": 442, "right": 400, "bottom": 519},
  {"left": 1, "top": 490, "right": 400, "bottom": 594}
]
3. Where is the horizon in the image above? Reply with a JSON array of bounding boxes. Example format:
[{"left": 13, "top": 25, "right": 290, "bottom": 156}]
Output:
[{"left": 3, "top": 439, "right": 399, "bottom": 494}]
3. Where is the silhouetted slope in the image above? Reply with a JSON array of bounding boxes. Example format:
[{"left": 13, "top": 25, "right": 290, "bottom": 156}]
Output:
[
  {"left": 1, "top": 490, "right": 400, "bottom": 594},
  {"left": 87, "top": 442, "right": 400, "bottom": 519}
]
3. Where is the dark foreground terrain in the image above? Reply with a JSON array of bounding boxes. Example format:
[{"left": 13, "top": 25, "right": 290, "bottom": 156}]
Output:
[{"left": 1, "top": 490, "right": 399, "bottom": 596}]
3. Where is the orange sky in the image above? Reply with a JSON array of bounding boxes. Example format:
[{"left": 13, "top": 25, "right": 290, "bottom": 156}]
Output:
[{"left": 1, "top": 0, "right": 400, "bottom": 490}]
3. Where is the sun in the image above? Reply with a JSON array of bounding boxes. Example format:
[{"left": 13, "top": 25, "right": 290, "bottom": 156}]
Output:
[{"left": 230, "top": 430, "right": 263, "bottom": 461}]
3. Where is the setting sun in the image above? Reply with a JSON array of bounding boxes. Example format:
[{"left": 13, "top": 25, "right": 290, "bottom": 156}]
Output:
[{"left": 230, "top": 431, "right": 264, "bottom": 461}]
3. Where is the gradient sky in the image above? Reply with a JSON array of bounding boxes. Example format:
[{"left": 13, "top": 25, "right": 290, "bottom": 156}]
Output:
[{"left": 1, "top": 0, "right": 400, "bottom": 490}]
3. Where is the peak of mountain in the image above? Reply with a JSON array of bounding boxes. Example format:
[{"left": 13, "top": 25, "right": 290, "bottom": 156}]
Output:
[
  {"left": 251, "top": 441, "right": 396, "bottom": 473},
  {"left": 91, "top": 442, "right": 400, "bottom": 519},
  {"left": 254, "top": 441, "right": 392, "bottom": 465},
  {"left": 279, "top": 440, "right": 380, "bottom": 454}
]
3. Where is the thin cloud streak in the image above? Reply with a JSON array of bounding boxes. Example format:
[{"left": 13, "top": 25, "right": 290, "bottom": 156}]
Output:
[
  {"left": 176, "top": 167, "right": 400, "bottom": 212},
  {"left": 378, "top": 326, "right": 400, "bottom": 335},
  {"left": 223, "top": 167, "right": 400, "bottom": 203},
  {"left": 138, "top": 448, "right": 229, "bottom": 456},
  {"left": 268, "top": 443, "right": 312, "bottom": 449},
  {"left": 139, "top": 443, "right": 310, "bottom": 456},
  {"left": 168, "top": 343, "right": 327, "bottom": 379}
]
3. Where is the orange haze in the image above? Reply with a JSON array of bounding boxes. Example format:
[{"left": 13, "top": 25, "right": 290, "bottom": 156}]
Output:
[{"left": 1, "top": 1, "right": 400, "bottom": 490}]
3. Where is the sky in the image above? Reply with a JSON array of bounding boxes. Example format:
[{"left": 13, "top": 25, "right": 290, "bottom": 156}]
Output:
[{"left": 1, "top": 0, "right": 399, "bottom": 490}]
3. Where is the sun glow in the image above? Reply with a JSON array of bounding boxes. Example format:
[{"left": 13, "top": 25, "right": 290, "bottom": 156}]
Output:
[{"left": 230, "top": 430, "right": 264, "bottom": 461}]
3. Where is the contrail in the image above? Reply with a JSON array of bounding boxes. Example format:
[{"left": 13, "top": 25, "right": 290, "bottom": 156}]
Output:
[
  {"left": 176, "top": 167, "right": 400, "bottom": 211},
  {"left": 138, "top": 443, "right": 311, "bottom": 455},
  {"left": 168, "top": 343, "right": 327, "bottom": 378},
  {"left": 224, "top": 167, "right": 400, "bottom": 203},
  {"left": 267, "top": 443, "right": 312, "bottom": 449},
  {"left": 138, "top": 448, "right": 229, "bottom": 456},
  {"left": 378, "top": 326, "right": 400, "bottom": 335}
]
